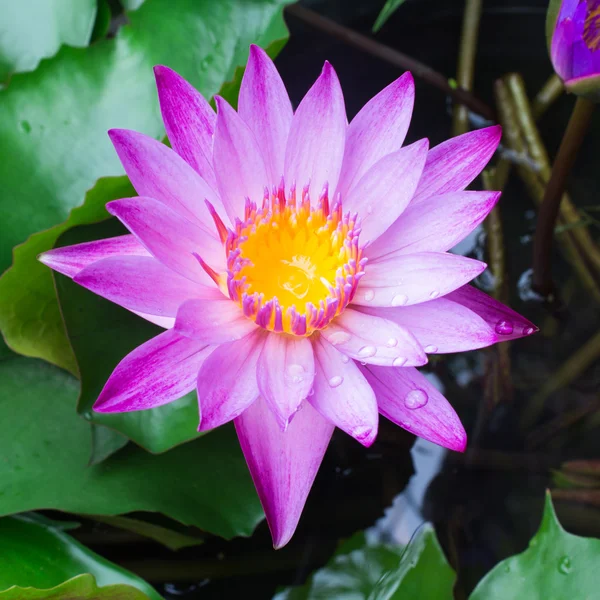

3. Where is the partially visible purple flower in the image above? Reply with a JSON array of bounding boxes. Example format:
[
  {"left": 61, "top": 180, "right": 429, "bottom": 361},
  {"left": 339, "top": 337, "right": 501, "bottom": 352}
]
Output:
[
  {"left": 40, "top": 46, "right": 537, "bottom": 548},
  {"left": 549, "top": 0, "right": 600, "bottom": 96}
]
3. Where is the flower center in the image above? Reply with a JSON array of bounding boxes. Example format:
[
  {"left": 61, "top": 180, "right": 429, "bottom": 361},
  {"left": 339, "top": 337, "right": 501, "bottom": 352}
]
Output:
[
  {"left": 226, "top": 183, "right": 365, "bottom": 335},
  {"left": 584, "top": 0, "right": 600, "bottom": 51}
]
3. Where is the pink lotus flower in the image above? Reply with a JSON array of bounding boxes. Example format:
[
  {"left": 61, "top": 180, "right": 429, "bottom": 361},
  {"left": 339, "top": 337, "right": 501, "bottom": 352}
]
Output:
[{"left": 40, "top": 45, "right": 536, "bottom": 548}]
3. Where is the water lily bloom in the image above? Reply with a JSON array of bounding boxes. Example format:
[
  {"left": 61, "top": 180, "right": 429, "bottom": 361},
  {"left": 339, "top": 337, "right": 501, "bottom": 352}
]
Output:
[
  {"left": 548, "top": 0, "right": 600, "bottom": 96},
  {"left": 40, "top": 45, "right": 536, "bottom": 548}
]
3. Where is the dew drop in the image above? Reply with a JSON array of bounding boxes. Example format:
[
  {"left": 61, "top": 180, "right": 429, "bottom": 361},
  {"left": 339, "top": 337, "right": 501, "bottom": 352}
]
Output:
[
  {"left": 494, "top": 319, "right": 514, "bottom": 335},
  {"left": 20, "top": 120, "right": 31, "bottom": 133},
  {"left": 391, "top": 294, "right": 408, "bottom": 307},
  {"left": 558, "top": 555, "right": 572, "bottom": 575},
  {"left": 363, "top": 289, "right": 375, "bottom": 302},
  {"left": 328, "top": 331, "right": 351, "bottom": 345},
  {"left": 424, "top": 345, "right": 438, "bottom": 353},
  {"left": 386, "top": 337, "right": 398, "bottom": 348},
  {"left": 358, "top": 345, "right": 377, "bottom": 358},
  {"left": 285, "top": 363, "right": 305, "bottom": 385},
  {"left": 392, "top": 356, "right": 407, "bottom": 367},
  {"left": 341, "top": 354, "right": 350, "bottom": 364},
  {"left": 308, "top": 388, "right": 315, "bottom": 397},
  {"left": 429, "top": 289, "right": 440, "bottom": 299},
  {"left": 404, "top": 389, "right": 428, "bottom": 409},
  {"left": 328, "top": 375, "right": 344, "bottom": 388},
  {"left": 523, "top": 325, "right": 536, "bottom": 335}
]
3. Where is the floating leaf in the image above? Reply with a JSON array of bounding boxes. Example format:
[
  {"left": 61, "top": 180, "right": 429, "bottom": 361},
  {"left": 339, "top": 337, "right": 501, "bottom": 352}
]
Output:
[
  {"left": 470, "top": 492, "right": 600, "bottom": 599},
  {"left": 0, "top": 0, "right": 96, "bottom": 84},
  {"left": 0, "top": 514, "right": 160, "bottom": 599},
  {"left": 0, "top": 355, "right": 263, "bottom": 540}
]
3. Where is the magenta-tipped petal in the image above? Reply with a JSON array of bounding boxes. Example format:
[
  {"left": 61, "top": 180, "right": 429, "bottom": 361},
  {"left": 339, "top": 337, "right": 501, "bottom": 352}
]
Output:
[
  {"left": 196, "top": 332, "right": 265, "bottom": 431},
  {"left": 320, "top": 308, "right": 426, "bottom": 367},
  {"left": 344, "top": 139, "right": 429, "bottom": 243},
  {"left": 311, "top": 338, "right": 378, "bottom": 447},
  {"left": 363, "top": 365, "right": 467, "bottom": 452},
  {"left": 74, "top": 256, "right": 215, "bottom": 318},
  {"left": 354, "top": 252, "right": 486, "bottom": 307},
  {"left": 106, "top": 197, "right": 223, "bottom": 284},
  {"left": 368, "top": 190, "right": 500, "bottom": 259},
  {"left": 447, "top": 284, "right": 538, "bottom": 341},
  {"left": 238, "top": 45, "right": 293, "bottom": 185},
  {"left": 256, "top": 334, "right": 315, "bottom": 430},
  {"left": 412, "top": 126, "right": 502, "bottom": 203},
  {"left": 213, "top": 96, "right": 269, "bottom": 222},
  {"left": 284, "top": 61, "right": 347, "bottom": 200},
  {"left": 235, "top": 396, "right": 334, "bottom": 549},
  {"left": 154, "top": 65, "right": 217, "bottom": 189},
  {"left": 336, "top": 71, "right": 414, "bottom": 199},
  {"left": 38, "top": 234, "right": 148, "bottom": 278},
  {"left": 360, "top": 299, "right": 498, "bottom": 353},
  {"left": 108, "top": 129, "right": 226, "bottom": 228},
  {"left": 94, "top": 329, "right": 212, "bottom": 413},
  {"left": 175, "top": 297, "right": 258, "bottom": 344}
]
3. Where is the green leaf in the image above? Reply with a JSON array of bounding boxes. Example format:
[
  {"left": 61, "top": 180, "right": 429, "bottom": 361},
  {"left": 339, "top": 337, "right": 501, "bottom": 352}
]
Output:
[
  {"left": 91, "top": 0, "right": 113, "bottom": 43},
  {"left": 0, "top": 0, "right": 97, "bottom": 84},
  {"left": 369, "top": 524, "right": 455, "bottom": 600},
  {"left": 470, "top": 492, "right": 600, "bottom": 599},
  {"left": 90, "top": 423, "right": 129, "bottom": 465},
  {"left": 0, "top": 0, "right": 291, "bottom": 371},
  {"left": 274, "top": 532, "right": 404, "bottom": 599},
  {"left": 53, "top": 218, "right": 202, "bottom": 453},
  {"left": 372, "top": 0, "right": 409, "bottom": 33},
  {"left": 0, "top": 355, "right": 263, "bottom": 541},
  {"left": 0, "top": 514, "right": 160, "bottom": 599}
]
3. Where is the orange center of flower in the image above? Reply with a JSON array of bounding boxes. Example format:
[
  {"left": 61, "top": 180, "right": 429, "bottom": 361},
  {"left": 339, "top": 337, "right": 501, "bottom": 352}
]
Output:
[
  {"left": 225, "top": 184, "right": 364, "bottom": 336},
  {"left": 584, "top": 0, "right": 600, "bottom": 51}
]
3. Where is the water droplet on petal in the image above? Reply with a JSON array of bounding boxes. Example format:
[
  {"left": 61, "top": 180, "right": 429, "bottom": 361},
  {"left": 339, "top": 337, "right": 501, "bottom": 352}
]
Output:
[
  {"left": 328, "top": 375, "right": 344, "bottom": 388},
  {"left": 363, "top": 289, "right": 375, "bottom": 302},
  {"left": 558, "top": 555, "right": 572, "bottom": 575},
  {"left": 392, "top": 356, "right": 407, "bottom": 367},
  {"left": 404, "top": 389, "right": 428, "bottom": 409},
  {"left": 285, "top": 363, "right": 305, "bottom": 385},
  {"left": 328, "top": 331, "right": 351, "bottom": 345},
  {"left": 341, "top": 354, "right": 350, "bottom": 364},
  {"left": 386, "top": 338, "right": 398, "bottom": 348},
  {"left": 424, "top": 345, "right": 438, "bottom": 353},
  {"left": 429, "top": 290, "right": 440, "bottom": 299},
  {"left": 391, "top": 294, "right": 408, "bottom": 307},
  {"left": 523, "top": 325, "right": 536, "bottom": 335},
  {"left": 358, "top": 345, "right": 377, "bottom": 358},
  {"left": 494, "top": 319, "right": 514, "bottom": 335},
  {"left": 308, "top": 388, "right": 315, "bottom": 397}
]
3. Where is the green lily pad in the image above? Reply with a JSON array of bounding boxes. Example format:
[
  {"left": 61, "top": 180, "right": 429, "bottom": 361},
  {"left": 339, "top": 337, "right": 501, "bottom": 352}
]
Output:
[
  {"left": 0, "top": 0, "right": 96, "bottom": 84},
  {"left": 0, "top": 514, "right": 160, "bottom": 599},
  {"left": 0, "top": 355, "right": 263, "bottom": 541},
  {"left": 0, "top": 0, "right": 291, "bottom": 372},
  {"left": 470, "top": 492, "right": 600, "bottom": 599}
]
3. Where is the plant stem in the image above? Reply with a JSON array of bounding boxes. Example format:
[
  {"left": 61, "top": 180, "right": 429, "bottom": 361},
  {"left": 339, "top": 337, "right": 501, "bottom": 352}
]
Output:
[
  {"left": 531, "top": 74, "right": 564, "bottom": 120},
  {"left": 285, "top": 4, "right": 495, "bottom": 121},
  {"left": 532, "top": 97, "right": 595, "bottom": 297}
]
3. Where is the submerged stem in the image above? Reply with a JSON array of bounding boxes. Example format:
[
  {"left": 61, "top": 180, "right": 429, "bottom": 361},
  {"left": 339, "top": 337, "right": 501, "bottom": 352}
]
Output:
[{"left": 532, "top": 97, "right": 595, "bottom": 297}]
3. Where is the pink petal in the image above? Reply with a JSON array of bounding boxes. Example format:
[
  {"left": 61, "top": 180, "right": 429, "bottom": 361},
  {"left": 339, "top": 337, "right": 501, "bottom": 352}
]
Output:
[
  {"left": 196, "top": 331, "right": 265, "bottom": 431},
  {"left": 412, "top": 126, "right": 502, "bottom": 203},
  {"left": 213, "top": 96, "right": 269, "bottom": 222},
  {"left": 256, "top": 334, "right": 315, "bottom": 430},
  {"left": 175, "top": 297, "right": 257, "bottom": 344},
  {"left": 74, "top": 256, "right": 216, "bottom": 318},
  {"left": 106, "top": 197, "right": 223, "bottom": 284},
  {"left": 94, "top": 329, "right": 212, "bottom": 413},
  {"left": 311, "top": 338, "right": 378, "bottom": 447},
  {"left": 154, "top": 65, "right": 217, "bottom": 190},
  {"left": 367, "top": 190, "right": 500, "bottom": 259},
  {"left": 359, "top": 299, "right": 497, "bottom": 353},
  {"left": 447, "top": 284, "right": 538, "bottom": 341},
  {"left": 39, "top": 235, "right": 149, "bottom": 278},
  {"left": 108, "top": 129, "right": 226, "bottom": 229},
  {"left": 134, "top": 313, "right": 175, "bottom": 329},
  {"left": 336, "top": 72, "right": 415, "bottom": 199},
  {"left": 321, "top": 308, "right": 426, "bottom": 367},
  {"left": 354, "top": 252, "right": 486, "bottom": 307},
  {"left": 238, "top": 45, "right": 293, "bottom": 185},
  {"left": 235, "top": 396, "right": 334, "bottom": 549},
  {"left": 362, "top": 365, "right": 467, "bottom": 452},
  {"left": 344, "top": 139, "right": 428, "bottom": 243},
  {"left": 284, "top": 61, "right": 346, "bottom": 201}
]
